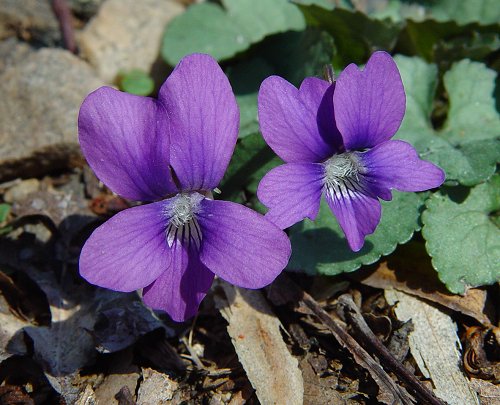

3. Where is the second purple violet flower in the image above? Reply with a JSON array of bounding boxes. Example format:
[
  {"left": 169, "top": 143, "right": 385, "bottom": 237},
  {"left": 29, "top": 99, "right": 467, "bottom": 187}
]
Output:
[{"left": 257, "top": 51, "right": 445, "bottom": 251}]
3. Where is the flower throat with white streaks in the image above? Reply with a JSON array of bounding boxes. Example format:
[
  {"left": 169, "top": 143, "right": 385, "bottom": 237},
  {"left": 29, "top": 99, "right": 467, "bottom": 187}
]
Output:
[
  {"left": 324, "top": 152, "right": 364, "bottom": 194},
  {"left": 165, "top": 193, "right": 203, "bottom": 248}
]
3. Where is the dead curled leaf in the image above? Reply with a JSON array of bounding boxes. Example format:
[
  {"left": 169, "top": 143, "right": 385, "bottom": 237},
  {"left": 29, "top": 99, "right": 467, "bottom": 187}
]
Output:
[
  {"left": 353, "top": 259, "right": 492, "bottom": 326},
  {"left": 464, "top": 326, "right": 500, "bottom": 382}
]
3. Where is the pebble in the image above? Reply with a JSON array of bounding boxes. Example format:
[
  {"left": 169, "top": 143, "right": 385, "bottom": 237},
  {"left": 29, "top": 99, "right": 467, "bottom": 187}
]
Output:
[{"left": 78, "top": 0, "right": 184, "bottom": 82}]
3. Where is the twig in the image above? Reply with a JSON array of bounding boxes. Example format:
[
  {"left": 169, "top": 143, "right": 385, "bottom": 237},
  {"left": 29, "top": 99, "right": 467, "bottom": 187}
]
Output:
[
  {"left": 337, "top": 294, "right": 448, "bottom": 405},
  {"left": 51, "top": 0, "right": 77, "bottom": 54},
  {"left": 181, "top": 336, "right": 206, "bottom": 370}
]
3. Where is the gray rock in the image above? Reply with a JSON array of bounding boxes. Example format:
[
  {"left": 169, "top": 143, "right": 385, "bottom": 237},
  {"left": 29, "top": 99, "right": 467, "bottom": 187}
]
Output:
[
  {"left": 0, "top": 46, "right": 105, "bottom": 182},
  {"left": 0, "top": 0, "right": 61, "bottom": 46},
  {"left": 78, "top": 0, "right": 184, "bottom": 82}
]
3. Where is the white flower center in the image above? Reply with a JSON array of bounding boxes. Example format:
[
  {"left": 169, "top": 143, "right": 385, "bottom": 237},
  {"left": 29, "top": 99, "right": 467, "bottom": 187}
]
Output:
[
  {"left": 165, "top": 193, "right": 203, "bottom": 248},
  {"left": 323, "top": 152, "right": 365, "bottom": 196},
  {"left": 169, "top": 193, "right": 200, "bottom": 227}
]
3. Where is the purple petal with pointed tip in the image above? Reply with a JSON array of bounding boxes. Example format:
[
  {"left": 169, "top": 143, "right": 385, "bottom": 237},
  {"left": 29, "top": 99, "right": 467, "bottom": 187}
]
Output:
[
  {"left": 79, "top": 87, "right": 175, "bottom": 201},
  {"left": 142, "top": 239, "right": 214, "bottom": 322},
  {"left": 324, "top": 187, "right": 381, "bottom": 252},
  {"left": 360, "top": 140, "right": 445, "bottom": 199},
  {"left": 159, "top": 53, "right": 239, "bottom": 191},
  {"left": 258, "top": 76, "right": 338, "bottom": 163},
  {"left": 79, "top": 201, "right": 171, "bottom": 292},
  {"left": 257, "top": 162, "right": 325, "bottom": 229},
  {"left": 197, "top": 199, "right": 291, "bottom": 288},
  {"left": 334, "top": 51, "right": 406, "bottom": 150}
]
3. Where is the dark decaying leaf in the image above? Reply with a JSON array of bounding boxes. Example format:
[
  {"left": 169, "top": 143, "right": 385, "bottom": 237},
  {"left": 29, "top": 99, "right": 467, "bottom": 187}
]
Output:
[{"left": 463, "top": 326, "right": 500, "bottom": 381}]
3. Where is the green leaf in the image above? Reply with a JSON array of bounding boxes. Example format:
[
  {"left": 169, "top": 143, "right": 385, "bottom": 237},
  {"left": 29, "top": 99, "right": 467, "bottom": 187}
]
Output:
[
  {"left": 119, "top": 70, "right": 154, "bottom": 96},
  {"left": 424, "top": 0, "right": 500, "bottom": 26},
  {"left": 162, "top": 3, "right": 241, "bottom": 64},
  {"left": 289, "top": 192, "right": 426, "bottom": 275},
  {"left": 161, "top": 0, "right": 305, "bottom": 65},
  {"left": 398, "top": 19, "right": 500, "bottom": 63},
  {"left": 0, "top": 203, "right": 10, "bottom": 223},
  {"left": 259, "top": 29, "right": 335, "bottom": 87},
  {"left": 434, "top": 31, "right": 500, "bottom": 68},
  {"left": 342, "top": 0, "right": 500, "bottom": 25},
  {"left": 224, "top": 0, "right": 304, "bottom": 43},
  {"left": 303, "top": 1, "right": 500, "bottom": 63},
  {"left": 227, "top": 58, "right": 273, "bottom": 138},
  {"left": 0, "top": 203, "right": 11, "bottom": 235},
  {"left": 296, "top": 3, "right": 402, "bottom": 67},
  {"left": 422, "top": 175, "right": 500, "bottom": 293},
  {"left": 395, "top": 55, "right": 500, "bottom": 186},
  {"left": 413, "top": 137, "right": 500, "bottom": 187},
  {"left": 442, "top": 59, "right": 500, "bottom": 143}
]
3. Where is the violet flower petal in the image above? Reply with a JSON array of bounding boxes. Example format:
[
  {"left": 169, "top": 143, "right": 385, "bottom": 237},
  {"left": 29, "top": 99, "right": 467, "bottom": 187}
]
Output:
[
  {"left": 159, "top": 54, "right": 239, "bottom": 191},
  {"left": 79, "top": 201, "right": 171, "bottom": 292},
  {"left": 257, "top": 162, "right": 325, "bottom": 229},
  {"left": 79, "top": 87, "right": 175, "bottom": 201},
  {"left": 334, "top": 51, "right": 406, "bottom": 150},
  {"left": 360, "top": 140, "right": 446, "bottom": 199},
  {"left": 324, "top": 188, "right": 381, "bottom": 252},
  {"left": 258, "top": 76, "right": 338, "bottom": 163},
  {"left": 142, "top": 240, "right": 214, "bottom": 322},
  {"left": 197, "top": 199, "right": 291, "bottom": 289}
]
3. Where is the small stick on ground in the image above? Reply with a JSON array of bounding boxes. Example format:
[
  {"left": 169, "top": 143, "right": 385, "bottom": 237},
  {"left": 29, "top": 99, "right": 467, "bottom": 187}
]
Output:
[
  {"left": 181, "top": 336, "right": 206, "bottom": 370},
  {"left": 51, "top": 0, "right": 77, "bottom": 54}
]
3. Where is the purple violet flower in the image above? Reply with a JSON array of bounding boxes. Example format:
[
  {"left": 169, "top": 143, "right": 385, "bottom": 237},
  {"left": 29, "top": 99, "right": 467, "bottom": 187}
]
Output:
[
  {"left": 78, "top": 54, "right": 291, "bottom": 322},
  {"left": 257, "top": 51, "right": 445, "bottom": 251}
]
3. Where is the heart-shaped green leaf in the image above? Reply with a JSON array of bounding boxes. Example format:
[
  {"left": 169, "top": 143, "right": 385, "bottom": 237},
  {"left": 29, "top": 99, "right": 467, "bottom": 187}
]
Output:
[
  {"left": 161, "top": 0, "right": 305, "bottom": 65},
  {"left": 422, "top": 175, "right": 500, "bottom": 293},
  {"left": 395, "top": 55, "right": 500, "bottom": 186}
]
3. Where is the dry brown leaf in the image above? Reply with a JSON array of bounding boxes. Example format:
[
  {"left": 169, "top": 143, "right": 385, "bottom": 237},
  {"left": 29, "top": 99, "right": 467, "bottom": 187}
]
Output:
[
  {"left": 385, "top": 290, "right": 480, "bottom": 405},
  {"left": 464, "top": 326, "right": 500, "bottom": 381},
  {"left": 356, "top": 260, "right": 492, "bottom": 326},
  {"left": 216, "top": 282, "right": 304, "bottom": 405}
]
